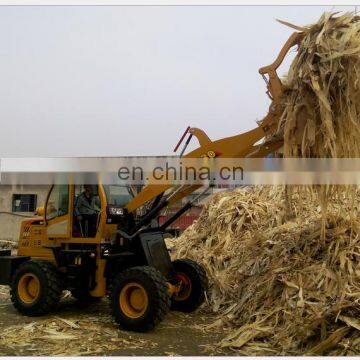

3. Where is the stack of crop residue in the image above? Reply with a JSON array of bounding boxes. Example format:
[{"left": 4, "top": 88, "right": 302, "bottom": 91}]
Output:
[
  {"left": 172, "top": 12, "right": 360, "bottom": 355},
  {"left": 174, "top": 186, "right": 360, "bottom": 355}
]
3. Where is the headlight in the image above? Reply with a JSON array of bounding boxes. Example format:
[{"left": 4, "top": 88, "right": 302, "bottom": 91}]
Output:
[{"left": 108, "top": 207, "right": 124, "bottom": 216}]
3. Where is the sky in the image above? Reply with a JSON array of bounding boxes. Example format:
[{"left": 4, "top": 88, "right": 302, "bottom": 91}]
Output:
[{"left": 0, "top": 5, "right": 355, "bottom": 157}]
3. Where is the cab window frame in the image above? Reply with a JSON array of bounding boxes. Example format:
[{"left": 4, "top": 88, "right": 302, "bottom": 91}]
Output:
[{"left": 45, "top": 184, "right": 70, "bottom": 222}]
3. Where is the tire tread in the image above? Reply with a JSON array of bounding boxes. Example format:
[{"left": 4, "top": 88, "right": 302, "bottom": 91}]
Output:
[
  {"left": 110, "top": 266, "right": 170, "bottom": 332},
  {"left": 171, "top": 258, "right": 208, "bottom": 312},
  {"left": 10, "top": 260, "right": 63, "bottom": 316}
]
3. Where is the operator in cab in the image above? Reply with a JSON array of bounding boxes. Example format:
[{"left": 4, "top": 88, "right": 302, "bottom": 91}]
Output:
[{"left": 74, "top": 185, "right": 101, "bottom": 237}]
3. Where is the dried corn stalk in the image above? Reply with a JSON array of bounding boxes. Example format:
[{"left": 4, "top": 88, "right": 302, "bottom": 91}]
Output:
[{"left": 278, "top": 12, "right": 360, "bottom": 158}]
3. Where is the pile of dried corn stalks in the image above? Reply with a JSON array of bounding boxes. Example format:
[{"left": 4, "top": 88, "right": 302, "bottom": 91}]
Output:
[
  {"left": 172, "top": 12, "right": 360, "bottom": 355},
  {"left": 173, "top": 186, "right": 360, "bottom": 355}
]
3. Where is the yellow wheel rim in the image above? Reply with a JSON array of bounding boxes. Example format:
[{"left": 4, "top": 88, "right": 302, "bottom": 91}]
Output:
[
  {"left": 18, "top": 273, "right": 40, "bottom": 304},
  {"left": 119, "top": 282, "right": 148, "bottom": 319},
  {"left": 174, "top": 273, "right": 192, "bottom": 301}
]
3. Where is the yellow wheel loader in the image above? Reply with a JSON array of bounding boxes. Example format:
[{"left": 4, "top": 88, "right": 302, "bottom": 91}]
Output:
[{"left": 0, "top": 32, "right": 303, "bottom": 332}]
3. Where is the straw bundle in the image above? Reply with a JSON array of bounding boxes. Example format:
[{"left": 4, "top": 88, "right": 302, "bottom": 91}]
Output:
[{"left": 278, "top": 12, "right": 360, "bottom": 158}]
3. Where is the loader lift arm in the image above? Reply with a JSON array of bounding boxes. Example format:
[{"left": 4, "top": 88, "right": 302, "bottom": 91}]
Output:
[{"left": 125, "top": 31, "right": 304, "bottom": 217}]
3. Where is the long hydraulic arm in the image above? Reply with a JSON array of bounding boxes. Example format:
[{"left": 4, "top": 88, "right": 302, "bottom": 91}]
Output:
[{"left": 125, "top": 31, "right": 304, "bottom": 213}]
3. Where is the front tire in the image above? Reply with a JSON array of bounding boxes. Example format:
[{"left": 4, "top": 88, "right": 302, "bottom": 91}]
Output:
[
  {"left": 110, "top": 266, "right": 171, "bottom": 332},
  {"left": 171, "top": 259, "right": 208, "bottom": 312},
  {"left": 10, "top": 260, "right": 63, "bottom": 316}
]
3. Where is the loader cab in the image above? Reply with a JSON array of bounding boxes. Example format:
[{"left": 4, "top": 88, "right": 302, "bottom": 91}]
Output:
[
  {"left": 43, "top": 183, "right": 135, "bottom": 241},
  {"left": 43, "top": 184, "right": 107, "bottom": 242},
  {"left": 16, "top": 183, "right": 135, "bottom": 260}
]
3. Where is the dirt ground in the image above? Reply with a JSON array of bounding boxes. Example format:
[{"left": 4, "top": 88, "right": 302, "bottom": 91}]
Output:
[{"left": 0, "top": 286, "right": 232, "bottom": 356}]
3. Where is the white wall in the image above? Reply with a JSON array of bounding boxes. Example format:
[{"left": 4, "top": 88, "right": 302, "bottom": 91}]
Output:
[{"left": 0, "top": 185, "right": 48, "bottom": 243}]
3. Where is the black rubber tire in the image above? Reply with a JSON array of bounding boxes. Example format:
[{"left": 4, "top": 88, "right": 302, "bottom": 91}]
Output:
[
  {"left": 71, "top": 289, "right": 102, "bottom": 303},
  {"left": 171, "top": 258, "right": 208, "bottom": 313},
  {"left": 110, "top": 266, "right": 171, "bottom": 332},
  {"left": 10, "top": 260, "right": 63, "bottom": 316}
]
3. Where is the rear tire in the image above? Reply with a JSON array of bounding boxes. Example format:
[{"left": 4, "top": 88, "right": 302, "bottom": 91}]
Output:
[
  {"left": 10, "top": 260, "right": 63, "bottom": 316},
  {"left": 171, "top": 259, "right": 208, "bottom": 313},
  {"left": 110, "top": 266, "right": 171, "bottom": 332}
]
